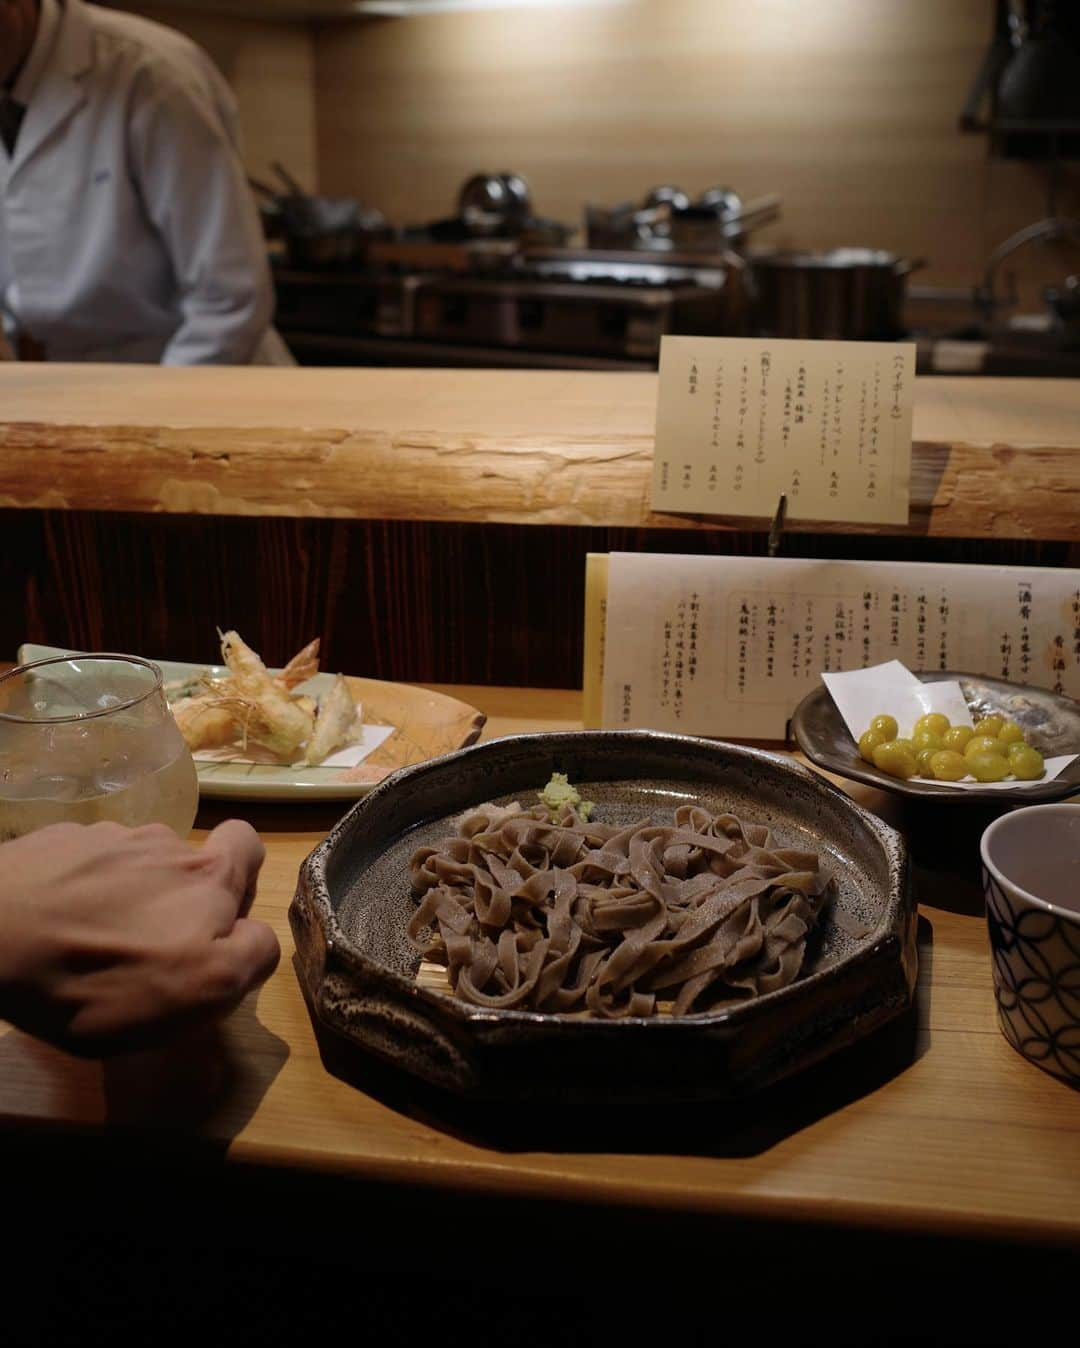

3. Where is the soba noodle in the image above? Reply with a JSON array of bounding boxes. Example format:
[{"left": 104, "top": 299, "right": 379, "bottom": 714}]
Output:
[{"left": 408, "top": 799, "right": 833, "bottom": 1018}]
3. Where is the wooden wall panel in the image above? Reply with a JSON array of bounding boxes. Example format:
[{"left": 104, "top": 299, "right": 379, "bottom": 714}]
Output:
[
  {"left": 2, "top": 511, "right": 1070, "bottom": 689},
  {"left": 312, "top": 0, "right": 1079, "bottom": 310},
  {"left": 116, "top": 4, "right": 319, "bottom": 190}
]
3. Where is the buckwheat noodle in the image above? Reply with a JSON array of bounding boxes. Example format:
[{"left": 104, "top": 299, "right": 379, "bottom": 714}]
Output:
[{"left": 408, "top": 801, "right": 833, "bottom": 1018}]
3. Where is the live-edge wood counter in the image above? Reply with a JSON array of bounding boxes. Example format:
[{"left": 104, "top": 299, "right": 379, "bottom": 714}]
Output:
[
  {"left": 2, "top": 367, "right": 1079, "bottom": 689},
  {"left": 2, "top": 686, "right": 1078, "bottom": 1260},
  {"left": 2, "top": 367, "right": 1080, "bottom": 539}
]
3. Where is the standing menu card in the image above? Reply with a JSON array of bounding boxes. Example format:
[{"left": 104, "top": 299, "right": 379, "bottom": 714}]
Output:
[
  {"left": 651, "top": 336, "right": 915, "bottom": 525},
  {"left": 586, "top": 553, "right": 1080, "bottom": 738}
]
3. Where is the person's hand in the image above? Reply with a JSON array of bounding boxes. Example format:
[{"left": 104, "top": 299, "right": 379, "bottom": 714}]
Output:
[{"left": 0, "top": 819, "right": 279, "bottom": 1057}]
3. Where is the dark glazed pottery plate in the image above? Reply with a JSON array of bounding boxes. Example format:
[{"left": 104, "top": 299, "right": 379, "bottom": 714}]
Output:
[
  {"left": 792, "top": 671, "right": 1080, "bottom": 804},
  {"left": 290, "top": 731, "right": 914, "bottom": 1104}
]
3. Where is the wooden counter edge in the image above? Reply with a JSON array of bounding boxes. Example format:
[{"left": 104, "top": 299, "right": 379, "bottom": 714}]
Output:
[
  {"left": 185, "top": 1133, "right": 1080, "bottom": 1248},
  {"left": 1, "top": 423, "right": 1078, "bottom": 541}
]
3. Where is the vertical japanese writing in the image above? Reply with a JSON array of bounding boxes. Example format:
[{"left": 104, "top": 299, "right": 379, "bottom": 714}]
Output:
[
  {"left": 861, "top": 590, "right": 873, "bottom": 667},
  {"left": 891, "top": 353, "right": 906, "bottom": 421},
  {"left": 766, "top": 602, "right": 777, "bottom": 679},
  {"left": 833, "top": 601, "right": 846, "bottom": 666},
  {"left": 782, "top": 377, "right": 793, "bottom": 453},
  {"left": 938, "top": 591, "right": 949, "bottom": 671},
  {"left": 828, "top": 365, "right": 843, "bottom": 499},
  {"left": 734, "top": 358, "right": 749, "bottom": 494},
  {"left": 781, "top": 374, "right": 799, "bottom": 497},
  {"left": 1051, "top": 634, "right": 1066, "bottom": 695},
  {"left": 754, "top": 350, "right": 771, "bottom": 471},
  {"left": 915, "top": 591, "right": 927, "bottom": 670},
  {"left": 858, "top": 379, "right": 867, "bottom": 466},
  {"left": 1018, "top": 583, "right": 1032, "bottom": 677},
  {"left": 660, "top": 619, "right": 673, "bottom": 708},
  {"left": 868, "top": 362, "right": 881, "bottom": 501},
  {"left": 708, "top": 360, "right": 723, "bottom": 493},
  {"left": 673, "top": 600, "right": 686, "bottom": 719},
  {"left": 804, "top": 600, "right": 815, "bottom": 675},
  {"left": 688, "top": 592, "right": 700, "bottom": 684},
  {"left": 832, "top": 362, "right": 844, "bottom": 458}
]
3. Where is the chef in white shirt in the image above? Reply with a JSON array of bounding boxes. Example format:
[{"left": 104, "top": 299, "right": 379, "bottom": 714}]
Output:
[{"left": 0, "top": 0, "right": 292, "bottom": 363}]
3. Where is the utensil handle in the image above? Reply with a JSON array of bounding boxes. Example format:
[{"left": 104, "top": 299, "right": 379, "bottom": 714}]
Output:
[
  {"left": 893, "top": 257, "right": 927, "bottom": 277},
  {"left": 272, "top": 160, "right": 304, "bottom": 197},
  {"left": 732, "top": 193, "right": 783, "bottom": 220}
]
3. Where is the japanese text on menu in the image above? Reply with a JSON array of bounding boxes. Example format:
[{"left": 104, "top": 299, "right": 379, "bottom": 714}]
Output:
[
  {"left": 602, "top": 555, "right": 1080, "bottom": 739},
  {"left": 651, "top": 336, "right": 914, "bottom": 527}
]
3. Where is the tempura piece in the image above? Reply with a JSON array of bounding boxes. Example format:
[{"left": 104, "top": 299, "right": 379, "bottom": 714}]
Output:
[
  {"left": 218, "top": 629, "right": 313, "bottom": 758},
  {"left": 171, "top": 695, "right": 240, "bottom": 752},
  {"left": 274, "top": 638, "right": 321, "bottom": 691},
  {"left": 301, "top": 674, "right": 362, "bottom": 766}
]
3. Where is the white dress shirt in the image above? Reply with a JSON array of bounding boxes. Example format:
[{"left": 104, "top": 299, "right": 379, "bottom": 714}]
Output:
[{"left": 0, "top": 0, "right": 291, "bottom": 364}]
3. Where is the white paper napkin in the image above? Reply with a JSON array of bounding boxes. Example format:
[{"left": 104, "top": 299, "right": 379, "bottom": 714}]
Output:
[
  {"left": 194, "top": 722, "right": 395, "bottom": 770},
  {"left": 821, "top": 662, "right": 1077, "bottom": 791}
]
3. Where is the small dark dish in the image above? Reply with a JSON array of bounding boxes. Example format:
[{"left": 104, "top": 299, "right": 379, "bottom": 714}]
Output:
[
  {"left": 290, "top": 731, "right": 914, "bottom": 1104},
  {"left": 792, "top": 671, "right": 1080, "bottom": 804}
]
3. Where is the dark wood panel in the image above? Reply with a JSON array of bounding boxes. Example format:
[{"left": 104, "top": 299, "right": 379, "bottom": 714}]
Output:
[{"left": 1, "top": 510, "right": 1073, "bottom": 687}]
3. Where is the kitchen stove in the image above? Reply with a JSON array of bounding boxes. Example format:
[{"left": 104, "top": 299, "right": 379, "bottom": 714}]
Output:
[
  {"left": 272, "top": 268, "right": 422, "bottom": 339},
  {"left": 410, "top": 276, "right": 730, "bottom": 360},
  {"left": 271, "top": 255, "right": 1080, "bottom": 378},
  {"left": 273, "top": 247, "right": 751, "bottom": 365}
]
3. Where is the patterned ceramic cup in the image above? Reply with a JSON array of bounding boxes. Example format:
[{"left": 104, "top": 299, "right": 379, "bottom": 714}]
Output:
[{"left": 980, "top": 804, "right": 1080, "bottom": 1085}]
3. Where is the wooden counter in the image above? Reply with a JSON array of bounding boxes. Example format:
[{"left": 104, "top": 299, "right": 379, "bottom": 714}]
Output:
[
  {"left": 3, "top": 366, "right": 1078, "bottom": 690},
  {"left": 2, "top": 685, "right": 1078, "bottom": 1254},
  {"left": 2, "top": 366, "right": 1080, "bottom": 539}
]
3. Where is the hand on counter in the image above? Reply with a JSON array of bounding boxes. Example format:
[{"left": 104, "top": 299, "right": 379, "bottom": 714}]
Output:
[{"left": 0, "top": 819, "right": 279, "bottom": 1057}]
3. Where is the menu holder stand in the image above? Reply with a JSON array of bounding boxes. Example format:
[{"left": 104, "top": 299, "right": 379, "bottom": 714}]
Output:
[{"left": 583, "top": 494, "right": 789, "bottom": 730}]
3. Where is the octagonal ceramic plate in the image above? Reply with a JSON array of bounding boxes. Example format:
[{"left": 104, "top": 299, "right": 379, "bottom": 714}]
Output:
[{"left": 290, "top": 730, "right": 915, "bottom": 1104}]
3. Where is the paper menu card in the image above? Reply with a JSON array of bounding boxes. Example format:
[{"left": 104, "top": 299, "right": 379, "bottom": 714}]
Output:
[
  {"left": 651, "top": 336, "right": 914, "bottom": 526},
  {"left": 589, "top": 554, "right": 1080, "bottom": 739}
]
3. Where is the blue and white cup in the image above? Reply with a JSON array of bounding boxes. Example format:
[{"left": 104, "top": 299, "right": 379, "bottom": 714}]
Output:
[{"left": 980, "top": 804, "right": 1080, "bottom": 1085}]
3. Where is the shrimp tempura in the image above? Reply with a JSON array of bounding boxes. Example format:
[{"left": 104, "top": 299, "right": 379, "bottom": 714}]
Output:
[
  {"left": 275, "top": 638, "right": 320, "bottom": 691},
  {"left": 219, "top": 629, "right": 313, "bottom": 758}
]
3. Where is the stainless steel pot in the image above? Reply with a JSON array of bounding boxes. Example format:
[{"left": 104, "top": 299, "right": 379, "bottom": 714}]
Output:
[{"left": 752, "top": 248, "right": 924, "bottom": 340}]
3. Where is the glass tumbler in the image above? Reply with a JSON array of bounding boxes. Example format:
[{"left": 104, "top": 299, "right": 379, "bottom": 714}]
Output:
[{"left": 0, "top": 654, "right": 198, "bottom": 841}]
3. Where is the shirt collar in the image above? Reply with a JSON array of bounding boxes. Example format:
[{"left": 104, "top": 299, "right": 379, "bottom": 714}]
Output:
[{"left": 11, "top": 0, "right": 63, "bottom": 106}]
